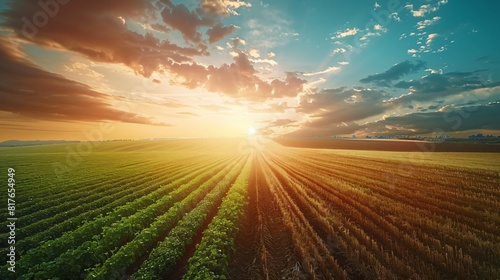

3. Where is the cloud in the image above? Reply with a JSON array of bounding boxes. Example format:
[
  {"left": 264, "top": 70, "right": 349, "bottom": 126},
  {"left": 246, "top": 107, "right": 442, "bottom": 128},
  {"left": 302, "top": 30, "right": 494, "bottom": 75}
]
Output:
[
  {"left": 426, "top": 33, "right": 439, "bottom": 45},
  {"left": 248, "top": 48, "right": 260, "bottom": 58},
  {"left": 405, "top": 0, "right": 448, "bottom": 17},
  {"left": 2, "top": 0, "right": 208, "bottom": 78},
  {"left": 287, "top": 64, "right": 499, "bottom": 137},
  {"left": 206, "top": 23, "right": 238, "bottom": 43},
  {"left": 364, "top": 103, "right": 500, "bottom": 135},
  {"left": 267, "top": 52, "right": 276, "bottom": 58},
  {"left": 270, "top": 72, "right": 308, "bottom": 99},
  {"left": 287, "top": 121, "right": 361, "bottom": 137},
  {"left": 416, "top": 16, "right": 441, "bottom": 30},
  {"left": 360, "top": 32, "right": 382, "bottom": 41},
  {"left": 199, "top": 0, "right": 251, "bottom": 16},
  {"left": 266, "top": 119, "right": 296, "bottom": 128},
  {"left": 374, "top": 2, "right": 381, "bottom": 10},
  {"left": 0, "top": 38, "right": 167, "bottom": 126},
  {"left": 168, "top": 52, "right": 305, "bottom": 101},
  {"left": 64, "top": 61, "right": 103, "bottom": 79},
  {"left": 333, "top": 28, "right": 360, "bottom": 39},
  {"left": 373, "top": 24, "right": 387, "bottom": 32},
  {"left": 338, "top": 61, "right": 349, "bottom": 65},
  {"left": 250, "top": 58, "right": 278, "bottom": 66},
  {"left": 150, "top": 23, "right": 171, "bottom": 33},
  {"left": 407, "top": 49, "right": 418, "bottom": 55},
  {"left": 408, "top": 4, "right": 431, "bottom": 17},
  {"left": 332, "top": 48, "right": 347, "bottom": 55},
  {"left": 360, "top": 60, "right": 426, "bottom": 86},
  {"left": 1, "top": 0, "right": 306, "bottom": 103},
  {"left": 297, "top": 88, "right": 388, "bottom": 122},
  {"left": 303, "top": 66, "right": 340, "bottom": 77},
  {"left": 392, "top": 70, "right": 498, "bottom": 105},
  {"left": 160, "top": 1, "right": 214, "bottom": 43},
  {"left": 231, "top": 37, "right": 246, "bottom": 47}
]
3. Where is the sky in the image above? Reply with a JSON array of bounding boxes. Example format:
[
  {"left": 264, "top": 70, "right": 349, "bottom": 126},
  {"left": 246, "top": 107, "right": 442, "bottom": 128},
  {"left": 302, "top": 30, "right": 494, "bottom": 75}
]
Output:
[{"left": 0, "top": 0, "right": 499, "bottom": 141}]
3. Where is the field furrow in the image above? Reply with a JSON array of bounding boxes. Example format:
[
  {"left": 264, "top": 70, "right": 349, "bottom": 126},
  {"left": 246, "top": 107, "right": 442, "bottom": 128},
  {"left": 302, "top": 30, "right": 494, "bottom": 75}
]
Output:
[{"left": 1, "top": 139, "right": 499, "bottom": 279}]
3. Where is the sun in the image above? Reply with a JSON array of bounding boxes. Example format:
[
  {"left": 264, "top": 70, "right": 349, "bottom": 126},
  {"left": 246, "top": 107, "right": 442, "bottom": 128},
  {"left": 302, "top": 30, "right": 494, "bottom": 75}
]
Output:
[{"left": 247, "top": 127, "right": 256, "bottom": 135}]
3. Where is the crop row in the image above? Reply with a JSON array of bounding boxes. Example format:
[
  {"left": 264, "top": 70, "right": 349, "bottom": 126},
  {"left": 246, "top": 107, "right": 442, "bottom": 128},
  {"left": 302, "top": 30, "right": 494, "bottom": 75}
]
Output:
[
  {"left": 10, "top": 156, "right": 224, "bottom": 254},
  {"left": 9, "top": 154, "right": 237, "bottom": 277},
  {"left": 182, "top": 155, "right": 252, "bottom": 280},
  {"left": 258, "top": 152, "right": 349, "bottom": 279},
  {"left": 131, "top": 154, "right": 249, "bottom": 279},
  {"left": 3, "top": 164, "right": 183, "bottom": 242},
  {"left": 279, "top": 149, "right": 500, "bottom": 265},
  {"left": 264, "top": 147, "right": 500, "bottom": 278},
  {"left": 88, "top": 154, "right": 248, "bottom": 279}
]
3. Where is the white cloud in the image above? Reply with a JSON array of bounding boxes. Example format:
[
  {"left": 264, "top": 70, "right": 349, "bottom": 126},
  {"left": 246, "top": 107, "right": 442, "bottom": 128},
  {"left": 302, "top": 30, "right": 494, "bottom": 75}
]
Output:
[
  {"left": 406, "top": 1, "right": 448, "bottom": 17},
  {"left": 360, "top": 32, "right": 381, "bottom": 41},
  {"left": 333, "top": 28, "right": 360, "bottom": 39},
  {"left": 426, "top": 33, "right": 438, "bottom": 45},
  {"left": 425, "top": 68, "right": 443, "bottom": 74},
  {"left": 374, "top": 2, "right": 381, "bottom": 9},
  {"left": 248, "top": 48, "right": 260, "bottom": 58},
  {"left": 338, "top": 61, "right": 349, "bottom": 65},
  {"left": 303, "top": 66, "right": 340, "bottom": 77},
  {"left": 407, "top": 49, "right": 418, "bottom": 57},
  {"left": 267, "top": 52, "right": 275, "bottom": 58},
  {"left": 231, "top": 37, "right": 246, "bottom": 47},
  {"left": 216, "top": 46, "right": 225, "bottom": 51},
  {"left": 374, "top": 24, "right": 388, "bottom": 32},
  {"left": 332, "top": 48, "right": 347, "bottom": 54},
  {"left": 250, "top": 58, "right": 278, "bottom": 66},
  {"left": 304, "top": 77, "right": 327, "bottom": 89},
  {"left": 416, "top": 16, "right": 441, "bottom": 30},
  {"left": 411, "top": 4, "right": 431, "bottom": 17},
  {"left": 200, "top": 0, "right": 252, "bottom": 16}
]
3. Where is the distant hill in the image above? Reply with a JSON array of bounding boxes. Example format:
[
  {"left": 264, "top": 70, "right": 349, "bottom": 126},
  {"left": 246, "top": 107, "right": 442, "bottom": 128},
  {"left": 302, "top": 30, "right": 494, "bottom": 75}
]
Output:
[{"left": 0, "top": 140, "right": 77, "bottom": 147}]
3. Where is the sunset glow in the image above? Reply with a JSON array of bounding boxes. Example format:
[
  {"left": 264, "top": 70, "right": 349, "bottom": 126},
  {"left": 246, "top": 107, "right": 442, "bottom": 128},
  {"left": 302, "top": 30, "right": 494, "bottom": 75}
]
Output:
[
  {"left": 0, "top": 0, "right": 499, "bottom": 140},
  {"left": 247, "top": 127, "right": 256, "bottom": 135}
]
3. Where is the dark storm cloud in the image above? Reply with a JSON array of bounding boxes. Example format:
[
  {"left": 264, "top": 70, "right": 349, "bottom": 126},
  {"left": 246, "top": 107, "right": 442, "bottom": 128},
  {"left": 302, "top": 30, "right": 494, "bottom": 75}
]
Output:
[
  {"left": 360, "top": 60, "right": 426, "bottom": 86},
  {"left": 363, "top": 102, "right": 500, "bottom": 135},
  {"left": 392, "top": 70, "right": 499, "bottom": 105},
  {"left": 297, "top": 87, "right": 389, "bottom": 123},
  {"left": 287, "top": 87, "right": 389, "bottom": 136}
]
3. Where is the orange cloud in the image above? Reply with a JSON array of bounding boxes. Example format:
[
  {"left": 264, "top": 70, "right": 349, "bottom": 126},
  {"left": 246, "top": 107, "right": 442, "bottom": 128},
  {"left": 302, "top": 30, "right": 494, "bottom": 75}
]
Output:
[
  {"left": 0, "top": 38, "right": 168, "bottom": 126},
  {"left": 2, "top": 0, "right": 207, "bottom": 77},
  {"left": 2, "top": 0, "right": 305, "bottom": 102}
]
